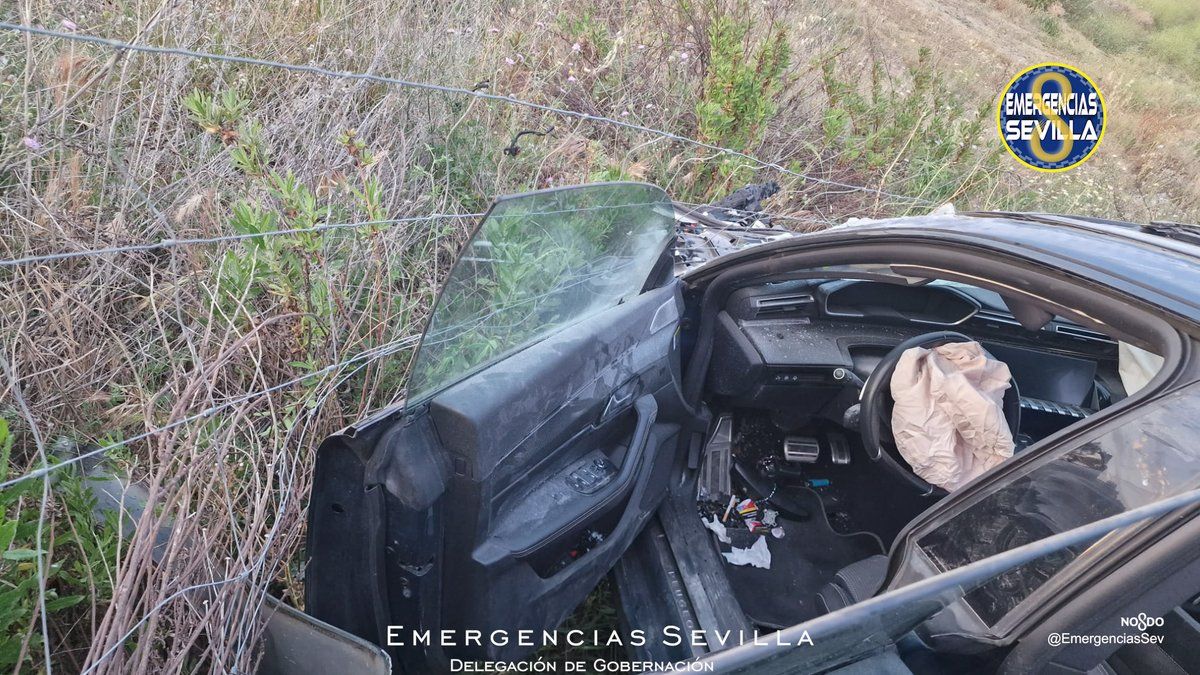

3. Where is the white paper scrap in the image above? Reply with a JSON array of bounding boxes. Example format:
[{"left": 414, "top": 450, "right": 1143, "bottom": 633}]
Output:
[
  {"left": 721, "top": 536, "right": 771, "bottom": 569},
  {"left": 703, "top": 515, "right": 731, "bottom": 544}
]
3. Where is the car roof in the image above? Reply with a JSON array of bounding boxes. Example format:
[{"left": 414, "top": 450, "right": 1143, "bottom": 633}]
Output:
[
  {"left": 964, "top": 211, "right": 1200, "bottom": 258},
  {"left": 681, "top": 211, "right": 1200, "bottom": 326}
]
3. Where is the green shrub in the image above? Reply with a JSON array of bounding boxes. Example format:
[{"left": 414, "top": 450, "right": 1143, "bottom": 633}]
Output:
[
  {"left": 685, "top": 4, "right": 791, "bottom": 197},
  {"left": 818, "top": 47, "right": 1004, "bottom": 206},
  {"left": 0, "top": 421, "right": 119, "bottom": 670},
  {"left": 558, "top": 11, "right": 614, "bottom": 61},
  {"left": 1137, "top": 0, "right": 1200, "bottom": 28},
  {"left": 1077, "top": 12, "right": 1147, "bottom": 54},
  {"left": 1039, "top": 15, "right": 1062, "bottom": 37},
  {"left": 1147, "top": 22, "right": 1200, "bottom": 76},
  {"left": 695, "top": 13, "right": 790, "bottom": 150},
  {"left": 1021, "top": 0, "right": 1092, "bottom": 17}
]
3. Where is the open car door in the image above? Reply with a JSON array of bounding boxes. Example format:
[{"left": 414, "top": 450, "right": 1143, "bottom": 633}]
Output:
[{"left": 304, "top": 183, "right": 691, "bottom": 671}]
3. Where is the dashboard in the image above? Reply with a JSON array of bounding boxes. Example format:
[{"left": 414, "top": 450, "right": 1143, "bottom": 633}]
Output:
[
  {"left": 707, "top": 278, "right": 1122, "bottom": 423},
  {"left": 703, "top": 277, "right": 1137, "bottom": 637}
]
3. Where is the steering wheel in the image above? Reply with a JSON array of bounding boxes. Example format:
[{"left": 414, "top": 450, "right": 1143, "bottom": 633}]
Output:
[{"left": 858, "top": 331, "right": 1021, "bottom": 495}]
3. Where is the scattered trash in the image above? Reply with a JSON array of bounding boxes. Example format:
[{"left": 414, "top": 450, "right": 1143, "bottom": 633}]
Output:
[
  {"left": 697, "top": 416, "right": 795, "bottom": 550},
  {"left": 721, "top": 494, "right": 737, "bottom": 523},
  {"left": 722, "top": 537, "right": 772, "bottom": 569},
  {"left": 703, "top": 490, "right": 788, "bottom": 547},
  {"left": 703, "top": 516, "right": 731, "bottom": 544}
]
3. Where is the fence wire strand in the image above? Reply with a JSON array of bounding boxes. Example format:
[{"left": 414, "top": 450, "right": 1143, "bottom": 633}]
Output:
[
  {"left": 0, "top": 333, "right": 421, "bottom": 491},
  {"left": 1, "top": 201, "right": 714, "bottom": 267},
  {"left": 0, "top": 214, "right": 484, "bottom": 267}
]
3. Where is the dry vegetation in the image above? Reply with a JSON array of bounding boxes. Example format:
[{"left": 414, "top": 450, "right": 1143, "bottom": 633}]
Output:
[{"left": 1, "top": 0, "right": 1198, "bottom": 671}]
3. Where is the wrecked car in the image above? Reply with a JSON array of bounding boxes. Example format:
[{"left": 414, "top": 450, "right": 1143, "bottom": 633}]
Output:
[{"left": 300, "top": 182, "right": 1200, "bottom": 674}]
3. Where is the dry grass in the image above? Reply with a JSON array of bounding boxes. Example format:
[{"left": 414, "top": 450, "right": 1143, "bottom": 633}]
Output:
[{"left": 1, "top": 0, "right": 1199, "bottom": 672}]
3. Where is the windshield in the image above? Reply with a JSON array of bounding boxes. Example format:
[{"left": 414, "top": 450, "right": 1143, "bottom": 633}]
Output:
[{"left": 405, "top": 183, "right": 675, "bottom": 404}]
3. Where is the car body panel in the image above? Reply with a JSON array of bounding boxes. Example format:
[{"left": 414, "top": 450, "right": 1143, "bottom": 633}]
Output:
[{"left": 681, "top": 213, "right": 1200, "bottom": 327}]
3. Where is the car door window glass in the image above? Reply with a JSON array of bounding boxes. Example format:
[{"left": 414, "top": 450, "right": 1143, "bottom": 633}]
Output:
[
  {"left": 918, "top": 383, "right": 1200, "bottom": 626},
  {"left": 406, "top": 183, "right": 674, "bottom": 404}
]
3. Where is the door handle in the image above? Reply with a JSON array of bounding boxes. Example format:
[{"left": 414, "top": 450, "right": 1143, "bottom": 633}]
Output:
[
  {"left": 610, "top": 395, "right": 657, "bottom": 490},
  {"left": 600, "top": 381, "right": 639, "bottom": 423}
]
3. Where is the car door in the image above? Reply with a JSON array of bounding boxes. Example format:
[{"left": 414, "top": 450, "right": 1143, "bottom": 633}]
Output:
[
  {"left": 885, "top": 379, "right": 1200, "bottom": 666},
  {"left": 303, "top": 183, "right": 694, "bottom": 671}
]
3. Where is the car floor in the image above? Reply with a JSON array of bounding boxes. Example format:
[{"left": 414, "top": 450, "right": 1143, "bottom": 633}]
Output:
[
  {"left": 712, "top": 412, "right": 942, "bottom": 628},
  {"left": 735, "top": 413, "right": 940, "bottom": 546},
  {"left": 803, "top": 446, "right": 942, "bottom": 547},
  {"left": 717, "top": 488, "right": 883, "bottom": 628}
]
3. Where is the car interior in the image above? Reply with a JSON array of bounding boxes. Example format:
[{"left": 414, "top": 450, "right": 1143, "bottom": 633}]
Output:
[{"left": 687, "top": 270, "right": 1155, "bottom": 631}]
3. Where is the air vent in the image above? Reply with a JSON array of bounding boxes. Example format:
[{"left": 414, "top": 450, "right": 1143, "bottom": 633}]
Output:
[
  {"left": 754, "top": 293, "right": 813, "bottom": 316},
  {"left": 1054, "top": 324, "right": 1116, "bottom": 344},
  {"left": 975, "top": 310, "right": 1022, "bottom": 327}
]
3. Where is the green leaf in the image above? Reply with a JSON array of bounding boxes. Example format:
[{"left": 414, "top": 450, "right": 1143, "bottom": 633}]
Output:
[
  {"left": 0, "top": 634, "right": 26, "bottom": 669},
  {"left": 2, "top": 549, "right": 41, "bottom": 561},
  {"left": 44, "top": 594, "right": 85, "bottom": 612},
  {"left": 0, "top": 418, "right": 10, "bottom": 483},
  {"left": 0, "top": 520, "right": 15, "bottom": 552}
]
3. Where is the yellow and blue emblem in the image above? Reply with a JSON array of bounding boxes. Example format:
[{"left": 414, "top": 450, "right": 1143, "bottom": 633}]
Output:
[{"left": 997, "top": 63, "right": 1105, "bottom": 172}]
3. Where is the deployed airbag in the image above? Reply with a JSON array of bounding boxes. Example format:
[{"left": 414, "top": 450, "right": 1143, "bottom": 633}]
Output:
[
  {"left": 1118, "top": 342, "right": 1163, "bottom": 395},
  {"left": 890, "top": 341, "right": 1014, "bottom": 491}
]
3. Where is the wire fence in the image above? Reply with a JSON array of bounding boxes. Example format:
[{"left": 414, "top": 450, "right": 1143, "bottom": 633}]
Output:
[
  {"left": 0, "top": 214, "right": 484, "bottom": 267},
  {"left": 0, "top": 22, "right": 934, "bottom": 207},
  {"left": 0, "top": 17, "right": 937, "bottom": 674}
]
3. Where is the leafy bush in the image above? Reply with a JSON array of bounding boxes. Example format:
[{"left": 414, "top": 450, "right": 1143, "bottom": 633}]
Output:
[
  {"left": 1137, "top": 0, "right": 1200, "bottom": 28},
  {"left": 684, "top": 3, "right": 791, "bottom": 197},
  {"left": 818, "top": 47, "right": 1003, "bottom": 205},
  {"left": 0, "top": 421, "right": 119, "bottom": 670},
  {"left": 1039, "top": 15, "right": 1062, "bottom": 37},
  {"left": 1078, "top": 12, "right": 1147, "bottom": 55},
  {"left": 1020, "top": 0, "right": 1092, "bottom": 16},
  {"left": 1147, "top": 23, "right": 1200, "bottom": 77},
  {"left": 558, "top": 11, "right": 615, "bottom": 62},
  {"left": 695, "top": 13, "right": 790, "bottom": 150}
]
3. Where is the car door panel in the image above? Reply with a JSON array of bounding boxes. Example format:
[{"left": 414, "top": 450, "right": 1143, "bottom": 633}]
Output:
[
  {"left": 429, "top": 282, "right": 686, "bottom": 664},
  {"left": 307, "top": 281, "right": 690, "bottom": 670},
  {"left": 428, "top": 285, "right": 681, "bottom": 488}
]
